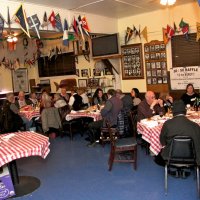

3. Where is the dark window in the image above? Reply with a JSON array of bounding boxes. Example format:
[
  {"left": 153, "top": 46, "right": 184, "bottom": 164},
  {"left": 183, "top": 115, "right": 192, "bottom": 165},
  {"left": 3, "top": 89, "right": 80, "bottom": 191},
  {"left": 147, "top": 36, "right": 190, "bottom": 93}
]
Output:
[
  {"left": 171, "top": 33, "right": 200, "bottom": 67},
  {"left": 38, "top": 52, "right": 76, "bottom": 77}
]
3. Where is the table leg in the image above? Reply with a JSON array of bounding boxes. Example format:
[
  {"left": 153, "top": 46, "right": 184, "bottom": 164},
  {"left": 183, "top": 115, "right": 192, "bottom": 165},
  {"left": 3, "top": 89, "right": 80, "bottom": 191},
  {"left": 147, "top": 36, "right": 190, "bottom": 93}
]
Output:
[{"left": 8, "top": 160, "right": 41, "bottom": 197}]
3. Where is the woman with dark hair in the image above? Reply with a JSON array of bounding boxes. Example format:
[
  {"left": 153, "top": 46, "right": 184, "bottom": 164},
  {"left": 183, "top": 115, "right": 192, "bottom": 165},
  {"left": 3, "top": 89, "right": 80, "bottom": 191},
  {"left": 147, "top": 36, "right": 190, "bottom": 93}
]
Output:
[
  {"left": 92, "top": 88, "right": 107, "bottom": 105},
  {"left": 130, "top": 88, "right": 141, "bottom": 110},
  {"left": 181, "top": 83, "right": 199, "bottom": 106}
]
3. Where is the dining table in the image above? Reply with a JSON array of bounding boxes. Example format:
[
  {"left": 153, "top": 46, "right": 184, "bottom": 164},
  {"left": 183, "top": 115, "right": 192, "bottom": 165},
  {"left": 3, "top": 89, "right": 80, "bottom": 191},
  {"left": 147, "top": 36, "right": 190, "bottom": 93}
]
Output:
[
  {"left": 137, "top": 112, "right": 200, "bottom": 155},
  {"left": 19, "top": 106, "right": 40, "bottom": 121},
  {"left": 66, "top": 110, "right": 102, "bottom": 122},
  {"left": 0, "top": 131, "right": 50, "bottom": 197}
]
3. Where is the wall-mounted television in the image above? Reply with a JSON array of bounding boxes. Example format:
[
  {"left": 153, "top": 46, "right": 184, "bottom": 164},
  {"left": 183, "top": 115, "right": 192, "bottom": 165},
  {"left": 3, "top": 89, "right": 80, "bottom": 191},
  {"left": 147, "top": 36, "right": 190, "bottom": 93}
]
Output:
[
  {"left": 38, "top": 52, "right": 76, "bottom": 77},
  {"left": 91, "top": 33, "right": 119, "bottom": 58}
]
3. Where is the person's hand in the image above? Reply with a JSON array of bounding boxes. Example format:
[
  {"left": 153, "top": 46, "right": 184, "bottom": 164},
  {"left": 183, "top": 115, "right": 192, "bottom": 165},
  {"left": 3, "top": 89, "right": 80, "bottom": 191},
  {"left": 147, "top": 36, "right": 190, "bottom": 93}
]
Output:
[
  {"left": 158, "top": 99, "right": 164, "bottom": 107},
  {"left": 166, "top": 95, "right": 173, "bottom": 103}
]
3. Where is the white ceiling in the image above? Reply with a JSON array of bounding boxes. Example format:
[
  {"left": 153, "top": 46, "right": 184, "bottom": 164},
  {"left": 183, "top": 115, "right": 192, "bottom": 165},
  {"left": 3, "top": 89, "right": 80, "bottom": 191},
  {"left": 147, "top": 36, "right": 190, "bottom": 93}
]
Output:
[{"left": 19, "top": 0, "right": 194, "bottom": 18}]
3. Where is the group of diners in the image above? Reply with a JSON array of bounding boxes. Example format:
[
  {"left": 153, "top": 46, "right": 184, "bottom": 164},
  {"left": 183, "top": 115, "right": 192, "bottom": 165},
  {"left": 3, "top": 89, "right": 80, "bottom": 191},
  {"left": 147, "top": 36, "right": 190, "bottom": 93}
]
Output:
[{"left": 137, "top": 83, "right": 200, "bottom": 178}]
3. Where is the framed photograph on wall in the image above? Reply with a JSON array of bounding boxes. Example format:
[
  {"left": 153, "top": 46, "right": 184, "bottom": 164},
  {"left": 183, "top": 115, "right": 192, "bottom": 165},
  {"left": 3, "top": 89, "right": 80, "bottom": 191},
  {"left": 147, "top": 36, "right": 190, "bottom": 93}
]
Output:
[
  {"left": 93, "top": 69, "right": 101, "bottom": 76},
  {"left": 81, "top": 69, "right": 89, "bottom": 77},
  {"left": 121, "top": 43, "right": 144, "bottom": 80},
  {"left": 87, "top": 78, "right": 99, "bottom": 88},
  {"left": 78, "top": 79, "right": 87, "bottom": 88},
  {"left": 12, "top": 68, "right": 29, "bottom": 93}
]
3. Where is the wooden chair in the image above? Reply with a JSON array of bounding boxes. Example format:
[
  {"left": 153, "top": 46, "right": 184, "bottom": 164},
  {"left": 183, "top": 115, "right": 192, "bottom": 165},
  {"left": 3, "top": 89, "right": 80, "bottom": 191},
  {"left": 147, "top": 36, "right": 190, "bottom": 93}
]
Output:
[
  {"left": 107, "top": 121, "right": 137, "bottom": 171},
  {"left": 164, "top": 136, "right": 200, "bottom": 196}
]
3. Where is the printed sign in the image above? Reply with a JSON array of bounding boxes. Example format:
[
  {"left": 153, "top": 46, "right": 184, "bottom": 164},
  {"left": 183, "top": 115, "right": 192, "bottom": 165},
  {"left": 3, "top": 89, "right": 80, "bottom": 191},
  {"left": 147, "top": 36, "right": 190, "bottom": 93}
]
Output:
[{"left": 170, "top": 66, "right": 200, "bottom": 90}]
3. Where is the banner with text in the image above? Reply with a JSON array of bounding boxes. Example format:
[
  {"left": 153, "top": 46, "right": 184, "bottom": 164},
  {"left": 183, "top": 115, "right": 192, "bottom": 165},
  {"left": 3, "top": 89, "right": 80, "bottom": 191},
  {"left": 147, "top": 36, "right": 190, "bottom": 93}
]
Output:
[{"left": 170, "top": 66, "right": 200, "bottom": 90}]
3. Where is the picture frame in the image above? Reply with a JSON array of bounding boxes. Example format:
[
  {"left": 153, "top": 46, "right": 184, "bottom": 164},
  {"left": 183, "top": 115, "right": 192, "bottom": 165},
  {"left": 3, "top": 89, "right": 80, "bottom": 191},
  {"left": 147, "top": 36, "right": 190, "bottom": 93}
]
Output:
[
  {"left": 78, "top": 79, "right": 87, "bottom": 88},
  {"left": 93, "top": 69, "right": 101, "bottom": 76},
  {"left": 104, "top": 67, "right": 112, "bottom": 75},
  {"left": 81, "top": 69, "right": 89, "bottom": 77},
  {"left": 121, "top": 43, "right": 144, "bottom": 80},
  {"left": 12, "top": 68, "right": 29, "bottom": 93},
  {"left": 87, "top": 78, "right": 99, "bottom": 88}
]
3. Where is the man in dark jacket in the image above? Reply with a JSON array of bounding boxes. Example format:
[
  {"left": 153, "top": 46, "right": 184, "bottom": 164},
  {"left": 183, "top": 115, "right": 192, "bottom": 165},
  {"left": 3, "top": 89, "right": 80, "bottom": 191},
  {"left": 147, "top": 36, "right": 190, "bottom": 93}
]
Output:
[
  {"left": 68, "top": 89, "right": 83, "bottom": 111},
  {"left": 87, "top": 89, "right": 123, "bottom": 147},
  {"left": 160, "top": 100, "right": 200, "bottom": 176}
]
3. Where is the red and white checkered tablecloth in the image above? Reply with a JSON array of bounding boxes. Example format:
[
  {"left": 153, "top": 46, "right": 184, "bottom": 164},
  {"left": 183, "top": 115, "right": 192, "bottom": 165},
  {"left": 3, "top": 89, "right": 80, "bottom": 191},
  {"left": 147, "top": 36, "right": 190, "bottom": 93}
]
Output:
[
  {"left": 20, "top": 110, "right": 40, "bottom": 121},
  {"left": 137, "top": 114, "right": 200, "bottom": 155},
  {"left": 137, "top": 122, "right": 163, "bottom": 155},
  {"left": 0, "top": 131, "right": 50, "bottom": 167},
  {"left": 66, "top": 111, "right": 102, "bottom": 122}
]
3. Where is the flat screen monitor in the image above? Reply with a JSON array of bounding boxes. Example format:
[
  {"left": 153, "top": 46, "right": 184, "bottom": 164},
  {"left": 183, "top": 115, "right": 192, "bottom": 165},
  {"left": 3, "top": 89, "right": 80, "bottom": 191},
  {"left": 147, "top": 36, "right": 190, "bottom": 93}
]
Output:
[
  {"left": 91, "top": 33, "right": 119, "bottom": 58},
  {"left": 38, "top": 52, "right": 76, "bottom": 77}
]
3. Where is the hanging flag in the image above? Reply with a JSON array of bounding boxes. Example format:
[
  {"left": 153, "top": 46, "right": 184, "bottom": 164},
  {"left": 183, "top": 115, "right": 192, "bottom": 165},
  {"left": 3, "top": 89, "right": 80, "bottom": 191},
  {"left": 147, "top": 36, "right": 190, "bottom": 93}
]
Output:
[
  {"left": 196, "top": 22, "right": 200, "bottom": 41},
  {"left": 81, "top": 16, "right": 90, "bottom": 36},
  {"left": 0, "top": 14, "right": 4, "bottom": 38},
  {"left": 13, "top": 4, "right": 30, "bottom": 37},
  {"left": 141, "top": 26, "right": 148, "bottom": 42},
  {"left": 198, "top": 0, "right": 200, "bottom": 6},
  {"left": 27, "top": 14, "right": 40, "bottom": 39},
  {"left": 72, "top": 17, "right": 78, "bottom": 36},
  {"left": 55, "top": 13, "right": 63, "bottom": 32},
  {"left": 48, "top": 11, "right": 56, "bottom": 28},
  {"left": 166, "top": 25, "right": 175, "bottom": 38},
  {"left": 125, "top": 27, "right": 133, "bottom": 44},
  {"left": 63, "top": 19, "right": 69, "bottom": 46},
  {"left": 77, "top": 15, "right": 85, "bottom": 41},
  {"left": 163, "top": 28, "right": 169, "bottom": 45},
  {"left": 179, "top": 18, "right": 189, "bottom": 39},
  {"left": 138, "top": 25, "right": 141, "bottom": 39},
  {"left": 133, "top": 25, "right": 139, "bottom": 37},
  {"left": 41, "top": 12, "right": 49, "bottom": 28}
]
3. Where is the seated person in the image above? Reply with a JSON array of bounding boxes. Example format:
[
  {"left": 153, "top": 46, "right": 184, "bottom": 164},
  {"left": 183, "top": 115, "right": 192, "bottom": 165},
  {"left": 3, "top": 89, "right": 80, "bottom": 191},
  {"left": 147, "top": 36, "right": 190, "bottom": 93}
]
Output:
[
  {"left": 159, "top": 100, "right": 200, "bottom": 176},
  {"left": 54, "top": 93, "right": 67, "bottom": 108},
  {"left": 137, "top": 91, "right": 165, "bottom": 121},
  {"left": 40, "top": 89, "right": 52, "bottom": 113},
  {"left": 0, "top": 93, "right": 23, "bottom": 133},
  {"left": 130, "top": 88, "right": 141, "bottom": 110},
  {"left": 68, "top": 89, "right": 83, "bottom": 111},
  {"left": 159, "top": 92, "right": 173, "bottom": 112},
  {"left": 60, "top": 87, "right": 69, "bottom": 103},
  {"left": 87, "top": 89, "right": 123, "bottom": 147},
  {"left": 15, "top": 91, "right": 32, "bottom": 109},
  {"left": 181, "top": 83, "right": 199, "bottom": 106},
  {"left": 116, "top": 89, "right": 133, "bottom": 113},
  {"left": 92, "top": 88, "right": 107, "bottom": 106},
  {"left": 77, "top": 88, "right": 89, "bottom": 108},
  {"left": 41, "top": 100, "right": 62, "bottom": 137},
  {"left": 29, "top": 92, "right": 38, "bottom": 107}
]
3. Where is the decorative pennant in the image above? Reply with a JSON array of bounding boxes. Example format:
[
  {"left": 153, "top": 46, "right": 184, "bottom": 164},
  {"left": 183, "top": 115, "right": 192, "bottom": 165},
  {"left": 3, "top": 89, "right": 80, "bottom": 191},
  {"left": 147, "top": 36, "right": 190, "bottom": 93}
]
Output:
[
  {"left": 81, "top": 16, "right": 90, "bottom": 36},
  {"left": 163, "top": 28, "right": 169, "bottom": 45},
  {"left": 55, "top": 13, "right": 63, "bottom": 32},
  {"left": 141, "top": 26, "right": 148, "bottom": 42},
  {"left": 48, "top": 11, "right": 56, "bottom": 28},
  {"left": 41, "top": 12, "right": 49, "bottom": 28},
  {"left": 27, "top": 14, "right": 40, "bottom": 39},
  {"left": 13, "top": 4, "right": 30, "bottom": 37},
  {"left": 77, "top": 15, "right": 85, "bottom": 42},
  {"left": 196, "top": 22, "right": 200, "bottom": 42},
  {"left": 179, "top": 18, "right": 189, "bottom": 39},
  {"left": 125, "top": 27, "right": 133, "bottom": 44},
  {"left": 72, "top": 17, "right": 78, "bottom": 36},
  {"left": 166, "top": 25, "right": 175, "bottom": 38},
  {"left": 63, "top": 19, "right": 69, "bottom": 46}
]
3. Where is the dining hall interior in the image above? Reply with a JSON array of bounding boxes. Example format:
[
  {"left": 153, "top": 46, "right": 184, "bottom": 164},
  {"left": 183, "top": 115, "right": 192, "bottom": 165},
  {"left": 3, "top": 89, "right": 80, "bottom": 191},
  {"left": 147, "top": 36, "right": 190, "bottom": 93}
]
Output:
[{"left": 0, "top": 0, "right": 200, "bottom": 199}]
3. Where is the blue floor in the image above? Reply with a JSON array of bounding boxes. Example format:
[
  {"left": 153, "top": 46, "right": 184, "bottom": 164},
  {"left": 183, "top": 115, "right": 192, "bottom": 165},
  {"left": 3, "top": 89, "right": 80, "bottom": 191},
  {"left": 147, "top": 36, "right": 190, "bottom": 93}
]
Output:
[{"left": 16, "top": 135, "right": 198, "bottom": 200}]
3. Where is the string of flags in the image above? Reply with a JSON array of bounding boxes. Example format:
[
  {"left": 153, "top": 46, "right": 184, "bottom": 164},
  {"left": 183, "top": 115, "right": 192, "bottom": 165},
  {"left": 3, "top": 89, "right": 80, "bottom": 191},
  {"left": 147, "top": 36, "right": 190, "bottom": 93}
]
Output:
[
  {"left": 0, "top": 3, "right": 91, "bottom": 45},
  {"left": 125, "top": 26, "right": 148, "bottom": 44}
]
